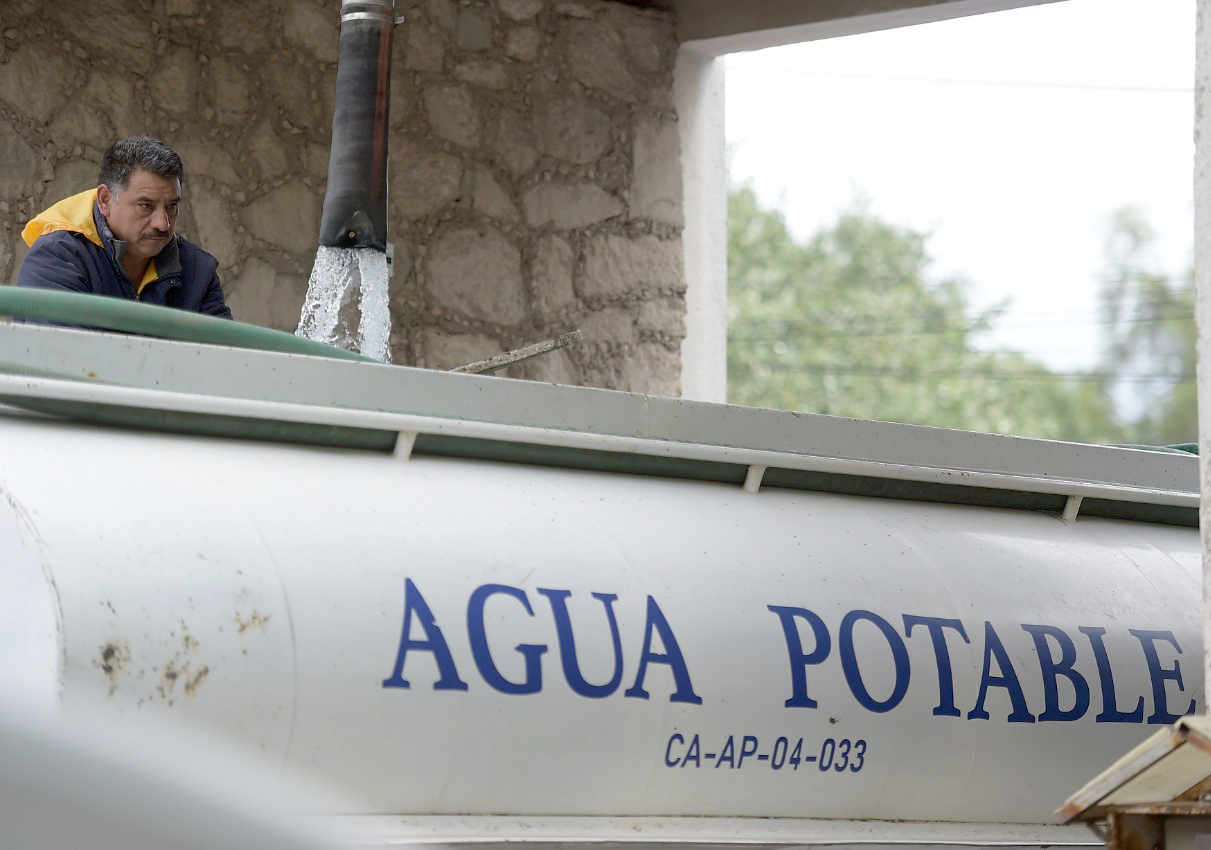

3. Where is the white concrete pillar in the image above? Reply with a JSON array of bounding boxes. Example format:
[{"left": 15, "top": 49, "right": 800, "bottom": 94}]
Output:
[
  {"left": 1196, "top": 0, "right": 1211, "bottom": 708},
  {"left": 675, "top": 46, "right": 728, "bottom": 404}
]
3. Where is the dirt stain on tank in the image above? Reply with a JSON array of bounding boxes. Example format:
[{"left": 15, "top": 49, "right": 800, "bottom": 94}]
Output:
[
  {"left": 151, "top": 628, "right": 213, "bottom": 705},
  {"left": 184, "top": 665, "right": 211, "bottom": 696},
  {"left": 95, "top": 639, "right": 131, "bottom": 696},
  {"left": 236, "top": 610, "right": 271, "bottom": 634}
]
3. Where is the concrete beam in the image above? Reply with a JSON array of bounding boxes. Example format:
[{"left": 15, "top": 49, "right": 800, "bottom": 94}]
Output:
[
  {"left": 676, "top": 47, "right": 728, "bottom": 403},
  {"left": 1194, "top": 0, "right": 1211, "bottom": 708},
  {"left": 678, "top": 0, "right": 1060, "bottom": 56}
]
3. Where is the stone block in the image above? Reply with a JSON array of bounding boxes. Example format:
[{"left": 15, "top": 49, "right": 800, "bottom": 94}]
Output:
[
  {"left": 222, "top": 255, "right": 260, "bottom": 298},
  {"left": 532, "top": 235, "right": 575, "bottom": 316},
  {"left": 3, "top": 0, "right": 35, "bottom": 17},
  {"left": 48, "top": 100, "right": 113, "bottom": 150},
  {"left": 39, "top": 159, "right": 97, "bottom": 207},
  {"left": 79, "top": 69, "right": 139, "bottom": 138},
  {"left": 225, "top": 260, "right": 305, "bottom": 332},
  {"left": 76, "top": 0, "right": 155, "bottom": 73},
  {"left": 454, "top": 60, "right": 509, "bottom": 90},
  {"left": 426, "top": 0, "right": 459, "bottom": 32},
  {"left": 604, "top": 5, "right": 675, "bottom": 73},
  {"left": 523, "top": 347, "right": 577, "bottom": 385},
  {"left": 266, "top": 62, "right": 319, "bottom": 129},
  {"left": 321, "top": 68, "right": 340, "bottom": 126},
  {"left": 555, "top": 3, "right": 594, "bottom": 18},
  {"left": 499, "top": 0, "right": 543, "bottom": 21},
  {"left": 579, "top": 234, "right": 683, "bottom": 299},
  {"left": 390, "top": 143, "right": 463, "bottom": 219},
  {"left": 426, "top": 226, "right": 525, "bottom": 323},
  {"left": 404, "top": 25, "right": 445, "bottom": 73},
  {"left": 535, "top": 97, "right": 609, "bottom": 164},
  {"left": 456, "top": 8, "right": 494, "bottom": 51},
  {"left": 390, "top": 69, "right": 413, "bottom": 128},
  {"left": 579, "top": 306, "right": 637, "bottom": 347},
  {"left": 177, "top": 140, "right": 240, "bottom": 186},
  {"left": 629, "top": 115, "right": 683, "bottom": 226},
  {"left": 305, "top": 144, "right": 330, "bottom": 179},
  {"left": 188, "top": 193, "right": 240, "bottom": 267},
  {"left": 0, "top": 47, "right": 72, "bottom": 122},
  {"left": 473, "top": 168, "right": 517, "bottom": 221},
  {"left": 214, "top": 4, "right": 260, "bottom": 54},
  {"left": 564, "top": 20, "right": 634, "bottom": 101},
  {"left": 637, "top": 296, "right": 685, "bottom": 337},
  {"left": 208, "top": 56, "right": 251, "bottom": 126},
  {"left": 576, "top": 359, "right": 618, "bottom": 391},
  {"left": 150, "top": 51, "right": 193, "bottom": 111},
  {"left": 11, "top": 230, "right": 28, "bottom": 283},
  {"left": 244, "top": 183, "right": 321, "bottom": 255},
  {"left": 424, "top": 84, "right": 480, "bottom": 148},
  {"left": 0, "top": 124, "right": 39, "bottom": 198},
  {"left": 522, "top": 182, "right": 623, "bottom": 229},
  {"left": 619, "top": 342, "right": 679, "bottom": 396},
  {"left": 494, "top": 110, "right": 538, "bottom": 176},
  {"left": 0, "top": 225, "right": 15, "bottom": 285},
  {"left": 249, "top": 120, "right": 289, "bottom": 180},
  {"left": 386, "top": 242, "right": 415, "bottom": 292},
  {"left": 419, "top": 329, "right": 501, "bottom": 370},
  {"left": 285, "top": 3, "right": 339, "bottom": 64},
  {"left": 504, "top": 27, "right": 540, "bottom": 62}
]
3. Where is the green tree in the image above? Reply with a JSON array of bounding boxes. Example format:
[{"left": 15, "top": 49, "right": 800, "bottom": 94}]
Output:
[
  {"left": 727, "top": 184, "right": 1123, "bottom": 443},
  {"left": 1098, "top": 207, "right": 1196, "bottom": 446}
]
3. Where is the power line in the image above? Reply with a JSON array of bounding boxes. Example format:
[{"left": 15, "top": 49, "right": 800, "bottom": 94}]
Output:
[
  {"left": 726, "top": 65, "right": 1194, "bottom": 94},
  {"left": 729, "top": 307, "right": 1195, "bottom": 341},
  {"left": 730, "top": 315, "right": 1195, "bottom": 341},
  {"left": 728, "top": 287, "right": 1194, "bottom": 326},
  {"left": 728, "top": 282, "right": 1195, "bottom": 325},
  {"left": 745, "top": 363, "right": 1194, "bottom": 384}
]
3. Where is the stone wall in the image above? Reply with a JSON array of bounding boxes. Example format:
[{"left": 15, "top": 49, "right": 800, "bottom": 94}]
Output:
[{"left": 0, "top": 0, "right": 685, "bottom": 395}]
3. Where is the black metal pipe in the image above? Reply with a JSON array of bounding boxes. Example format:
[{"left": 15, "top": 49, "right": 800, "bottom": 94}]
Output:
[{"left": 318, "top": 0, "right": 394, "bottom": 251}]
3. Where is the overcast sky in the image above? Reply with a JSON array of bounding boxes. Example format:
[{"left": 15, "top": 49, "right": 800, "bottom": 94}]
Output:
[{"left": 725, "top": 0, "right": 1195, "bottom": 376}]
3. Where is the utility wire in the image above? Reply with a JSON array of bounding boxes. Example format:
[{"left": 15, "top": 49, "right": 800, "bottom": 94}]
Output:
[
  {"left": 730, "top": 306, "right": 1195, "bottom": 340},
  {"left": 746, "top": 363, "right": 1194, "bottom": 384},
  {"left": 730, "top": 315, "right": 1195, "bottom": 341}
]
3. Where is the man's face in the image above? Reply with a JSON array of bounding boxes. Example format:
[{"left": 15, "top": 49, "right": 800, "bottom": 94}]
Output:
[{"left": 96, "top": 169, "right": 181, "bottom": 262}]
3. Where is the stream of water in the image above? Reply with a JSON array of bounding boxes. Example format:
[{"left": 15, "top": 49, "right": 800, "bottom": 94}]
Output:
[{"left": 296, "top": 246, "right": 392, "bottom": 362}]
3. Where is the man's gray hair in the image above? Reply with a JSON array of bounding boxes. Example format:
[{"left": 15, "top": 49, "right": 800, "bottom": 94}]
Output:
[{"left": 98, "top": 136, "right": 184, "bottom": 196}]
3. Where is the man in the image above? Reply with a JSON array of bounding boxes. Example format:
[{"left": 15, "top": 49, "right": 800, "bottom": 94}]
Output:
[{"left": 18, "top": 136, "right": 232, "bottom": 318}]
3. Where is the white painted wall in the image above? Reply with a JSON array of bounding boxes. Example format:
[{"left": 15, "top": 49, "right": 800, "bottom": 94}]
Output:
[
  {"left": 1195, "top": 0, "right": 1211, "bottom": 707},
  {"left": 676, "top": 47, "right": 729, "bottom": 403},
  {"left": 673, "top": 0, "right": 1061, "bottom": 405},
  {"left": 677, "top": 0, "right": 1061, "bottom": 52}
]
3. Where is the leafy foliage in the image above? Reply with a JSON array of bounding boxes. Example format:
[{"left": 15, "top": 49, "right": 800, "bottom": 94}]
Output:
[
  {"left": 727, "top": 184, "right": 1125, "bottom": 443},
  {"left": 1097, "top": 207, "right": 1196, "bottom": 446}
]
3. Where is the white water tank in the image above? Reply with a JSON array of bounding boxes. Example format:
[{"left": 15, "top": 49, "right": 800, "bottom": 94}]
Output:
[{"left": 0, "top": 325, "right": 1201, "bottom": 841}]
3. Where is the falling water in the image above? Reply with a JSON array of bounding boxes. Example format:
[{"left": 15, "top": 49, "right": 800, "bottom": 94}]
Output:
[{"left": 296, "top": 246, "right": 392, "bottom": 362}]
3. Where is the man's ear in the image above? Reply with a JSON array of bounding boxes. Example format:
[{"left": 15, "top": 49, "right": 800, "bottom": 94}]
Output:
[{"left": 96, "top": 184, "right": 112, "bottom": 216}]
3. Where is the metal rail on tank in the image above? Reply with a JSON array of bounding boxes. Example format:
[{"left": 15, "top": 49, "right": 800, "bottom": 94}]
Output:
[{"left": 0, "top": 322, "right": 1200, "bottom": 850}]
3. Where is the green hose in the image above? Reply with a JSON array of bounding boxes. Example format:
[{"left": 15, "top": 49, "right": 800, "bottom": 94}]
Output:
[
  {"left": 0, "top": 286, "right": 392, "bottom": 450},
  {"left": 0, "top": 286, "right": 375, "bottom": 363},
  {"left": 1116, "top": 443, "right": 1199, "bottom": 456}
]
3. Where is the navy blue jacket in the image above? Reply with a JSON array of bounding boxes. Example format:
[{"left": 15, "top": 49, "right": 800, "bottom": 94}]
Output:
[{"left": 18, "top": 191, "right": 232, "bottom": 318}]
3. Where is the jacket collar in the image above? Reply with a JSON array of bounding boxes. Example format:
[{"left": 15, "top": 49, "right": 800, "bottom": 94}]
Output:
[{"left": 21, "top": 188, "right": 104, "bottom": 249}]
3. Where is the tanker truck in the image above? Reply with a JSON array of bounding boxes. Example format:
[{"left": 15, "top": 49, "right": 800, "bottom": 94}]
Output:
[{"left": 0, "top": 291, "right": 1201, "bottom": 848}]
